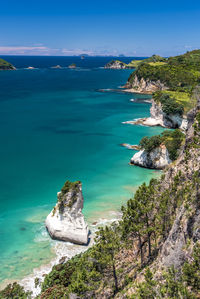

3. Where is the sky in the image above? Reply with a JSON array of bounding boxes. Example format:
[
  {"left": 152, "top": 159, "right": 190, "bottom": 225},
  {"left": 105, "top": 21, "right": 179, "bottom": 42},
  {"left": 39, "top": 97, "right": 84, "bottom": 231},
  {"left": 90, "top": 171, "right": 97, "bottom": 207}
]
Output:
[{"left": 1, "top": 0, "right": 200, "bottom": 56}]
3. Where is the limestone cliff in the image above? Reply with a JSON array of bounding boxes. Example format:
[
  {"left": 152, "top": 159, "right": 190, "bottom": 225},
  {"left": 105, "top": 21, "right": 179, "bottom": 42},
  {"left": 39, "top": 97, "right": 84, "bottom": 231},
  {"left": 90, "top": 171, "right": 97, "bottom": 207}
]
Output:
[
  {"left": 125, "top": 75, "right": 167, "bottom": 93},
  {"left": 149, "top": 99, "right": 188, "bottom": 129},
  {"left": 130, "top": 144, "right": 171, "bottom": 169},
  {"left": 124, "top": 99, "right": 188, "bottom": 130},
  {"left": 45, "top": 180, "right": 89, "bottom": 245}
]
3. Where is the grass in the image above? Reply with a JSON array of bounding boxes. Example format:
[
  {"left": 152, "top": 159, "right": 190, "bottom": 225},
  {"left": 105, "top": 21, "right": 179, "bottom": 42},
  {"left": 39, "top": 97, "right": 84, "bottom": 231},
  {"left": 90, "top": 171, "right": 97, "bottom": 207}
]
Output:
[
  {"left": 162, "top": 90, "right": 195, "bottom": 113},
  {"left": 127, "top": 60, "right": 143, "bottom": 68},
  {"left": 148, "top": 62, "right": 167, "bottom": 66}
]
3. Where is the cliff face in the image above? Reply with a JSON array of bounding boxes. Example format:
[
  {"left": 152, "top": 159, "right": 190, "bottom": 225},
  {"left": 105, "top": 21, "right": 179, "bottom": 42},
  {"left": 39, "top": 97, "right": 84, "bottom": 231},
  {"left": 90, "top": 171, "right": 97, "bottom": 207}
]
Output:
[
  {"left": 150, "top": 99, "right": 188, "bottom": 129},
  {"left": 45, "top": 181, "right": 89, "bottom": 245},
  {"left": 154, "top": 98, "right": 200, "bottom": 270},
  {"left": 130, "top": 144, "right": 171, "bottom": 169},
  {"left": 125, "top": 75, "right": 167, "bottom": 93}
]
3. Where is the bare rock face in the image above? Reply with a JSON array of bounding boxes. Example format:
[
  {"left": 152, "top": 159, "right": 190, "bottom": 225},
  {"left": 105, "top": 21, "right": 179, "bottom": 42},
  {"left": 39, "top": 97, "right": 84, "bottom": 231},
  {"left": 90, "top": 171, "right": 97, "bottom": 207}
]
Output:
[
  {"left": 126, "top": 75, "right": 167, "bottom": 93},
  {"left": 45, "top": 181, "right": 89, "bottom": 245},
  {"left": 104, "top": 60, "right": 127, "bottom": 69},
  {"left": 150, "top": 100, "right": 188, "bottom": 129},
  {"left": 130, "top": 144, "right": 171, "bottom": 169}
]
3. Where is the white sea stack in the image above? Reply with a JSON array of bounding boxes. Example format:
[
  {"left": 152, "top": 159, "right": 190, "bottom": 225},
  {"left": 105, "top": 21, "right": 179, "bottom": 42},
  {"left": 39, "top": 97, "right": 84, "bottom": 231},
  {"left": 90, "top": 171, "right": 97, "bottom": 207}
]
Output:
[{"left": 46, "top": 180, "right": 89, "bottom": 245}]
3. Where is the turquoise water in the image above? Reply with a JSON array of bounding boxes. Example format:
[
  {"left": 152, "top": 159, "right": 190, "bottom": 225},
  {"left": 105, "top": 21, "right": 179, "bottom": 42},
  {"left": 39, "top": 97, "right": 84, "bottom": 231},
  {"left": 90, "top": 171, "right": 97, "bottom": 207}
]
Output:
[{"left": 0, "top": 57, "right": 164, "bottom": 286}]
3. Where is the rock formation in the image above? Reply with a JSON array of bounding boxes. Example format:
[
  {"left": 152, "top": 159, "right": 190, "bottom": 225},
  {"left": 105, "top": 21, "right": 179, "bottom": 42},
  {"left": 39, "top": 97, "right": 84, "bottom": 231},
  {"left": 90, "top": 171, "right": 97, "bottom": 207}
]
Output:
[
  {"left": 124, "top": 75, "right": 167, "bottom": 93},
  {"left": 149, "top": 99, "right": 188, "bottom": 129},
  {"left": 104, "top": 60, "right": 127, "bottom": 69},
  {"left": 45, "top": 180, "right": 89, "bottom": 245},
  {"left": 123, "top": 99, "right": 188, "bottom": 130},
  {"left": 130, "top": 144, "right": 171, "bottom": 169},
  {"left": 68, "top": 63, "right": 76, "bottom": 69}
]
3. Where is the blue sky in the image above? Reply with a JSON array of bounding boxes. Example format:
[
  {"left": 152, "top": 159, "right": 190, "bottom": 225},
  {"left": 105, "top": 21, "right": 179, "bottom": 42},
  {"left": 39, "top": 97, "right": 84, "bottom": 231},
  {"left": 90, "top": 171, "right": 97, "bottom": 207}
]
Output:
[{"left": 1, "top": 0, "right": 200, "bottom": 56}]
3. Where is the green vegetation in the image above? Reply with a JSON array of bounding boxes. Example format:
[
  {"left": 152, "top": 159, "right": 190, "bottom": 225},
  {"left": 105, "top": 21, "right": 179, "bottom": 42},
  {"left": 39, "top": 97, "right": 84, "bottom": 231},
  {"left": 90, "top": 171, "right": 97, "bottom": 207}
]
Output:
[
  {"left": 168, "top": 49, "right": 200, "bottom": 70},
  {"left": 0, "top": 282, "right": 31, "bottom": 298},
  {"left": 1, "top": 143, "right": 200, "bottom": 298},
  {"left": 139, "top": 135, "right": 162, "bottom": 153},
  {"left": 153, "top": 91, "right": 184, "bottom": 116},
  {"left": 128, "top": 63, "right": 200, "bottom": 93},
  {"left": 0, "top": 58, "right": 15, "bottom": 70},
  {"left": 37, "top": 159, "right": 200, "bottom": 298},
  {"left": 139, "top": 129, "right": 185, "bottom": 160},
  {"left": 57, "top": 180, "right": 81, "bottom": 212},
  {"left": 68, "top": 63, "right": 76, "bottom": 68},
  {"left": 127, "top": 50, "right": 200, "bottom": 115},
  {"left": 135, "top": 242, "right": 200, "bottom": 298},
  {"left": 127, "top": 55, "right": 166, "bottom": 68}
]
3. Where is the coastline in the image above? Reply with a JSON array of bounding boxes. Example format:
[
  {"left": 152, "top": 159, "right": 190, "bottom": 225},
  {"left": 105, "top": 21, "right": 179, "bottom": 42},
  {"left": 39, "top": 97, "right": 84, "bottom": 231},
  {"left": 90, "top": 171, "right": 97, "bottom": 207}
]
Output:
[
  {"left": 0, "top": 64, "right": 166, "bottom": 297},
  {"left": 19, "top": 212, "right": 121, "bottom": 297},
  {"left": 19, "top": 86, "right": 162, "bottom": 297}
]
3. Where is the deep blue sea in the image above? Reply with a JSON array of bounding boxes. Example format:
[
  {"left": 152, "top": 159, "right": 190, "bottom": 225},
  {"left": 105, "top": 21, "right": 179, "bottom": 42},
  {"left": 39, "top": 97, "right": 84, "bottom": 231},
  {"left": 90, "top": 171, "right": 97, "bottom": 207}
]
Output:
[{"left": 0, "top": 56, "right": 164, "bottom": 287}]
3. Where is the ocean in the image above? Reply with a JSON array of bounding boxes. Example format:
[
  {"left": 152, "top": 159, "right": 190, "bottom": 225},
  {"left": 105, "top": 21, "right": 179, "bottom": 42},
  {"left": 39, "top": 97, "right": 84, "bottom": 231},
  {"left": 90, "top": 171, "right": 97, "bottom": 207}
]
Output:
[{"left": 0, "top": 56, "right": 164, "bottom": 289}]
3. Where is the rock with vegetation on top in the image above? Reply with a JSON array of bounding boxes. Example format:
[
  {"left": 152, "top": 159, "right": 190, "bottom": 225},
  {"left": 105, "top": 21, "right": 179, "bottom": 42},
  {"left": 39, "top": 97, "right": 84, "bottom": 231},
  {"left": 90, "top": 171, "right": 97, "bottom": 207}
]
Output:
[
  {"left": 45, "top": 180, "right": 89, "bottom": 245},
  {"left": 125, "top": 75, "right": 167, "bottom": 93},
  {"left": 130, "top": 144, "right": 171, "bottom": 169},
  {"left": 0, "top": 58, "right": 16, "bottom": 70},
  {"left": 68, "top": 63, "right": 76, "bottom": 69},
  {"left": 104, "top": 60, "right": 127, "bottom": 69}
]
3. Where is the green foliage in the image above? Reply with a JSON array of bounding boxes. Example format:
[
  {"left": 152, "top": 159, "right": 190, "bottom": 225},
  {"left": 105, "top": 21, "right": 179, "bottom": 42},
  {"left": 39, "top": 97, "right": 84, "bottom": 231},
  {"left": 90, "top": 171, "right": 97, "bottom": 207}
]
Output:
[
  {"left": 0, "top": 58, "right": 15, "bottom": 70},
  {"left": 127, "top": 55, "right": 166, "bottom": 68},
  {"left": 182, "top": 242, "right": 200, "bottom": 292},
  {"left": 0, "top": 282, "right": 31, "bottom": 299},
  {"left": 153, "top": 91, "right": 184, "bottom": 116},
  {"left": 161, "top": 129, "right": 185, "bottom": 160},
  {"left": 139, "top": 129, "right": 184, "bottom": 161},
  {"left": 168, "top": 49, "right": 200, "bottom": 71},
  {"left": 60, "top": 180, "right": 80, "bottom": 195},
  {"left": 128, "top": 59, "right": 200, "bottom": 93},
  {"left": 133, "top": 268, "right": 157, "bottom": 298},
  {"left": 134, "top": 243, "right": 200, "bottom": 298},
  {"left": 139, "top": 135, "right": 162, "bottom": 153},
  {"left": 57, "top": 180, "right": 81, "bottom": 212}
]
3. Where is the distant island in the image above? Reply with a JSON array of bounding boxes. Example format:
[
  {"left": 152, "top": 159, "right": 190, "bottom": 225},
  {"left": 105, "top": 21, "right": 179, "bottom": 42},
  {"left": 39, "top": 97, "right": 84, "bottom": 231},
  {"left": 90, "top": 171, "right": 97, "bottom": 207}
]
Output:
[
  {"left": 0, "top": 58, "right": 16, "bottom": 70},
  {"left": 68, "top": 63, "right": 76, "bottom": 69}
]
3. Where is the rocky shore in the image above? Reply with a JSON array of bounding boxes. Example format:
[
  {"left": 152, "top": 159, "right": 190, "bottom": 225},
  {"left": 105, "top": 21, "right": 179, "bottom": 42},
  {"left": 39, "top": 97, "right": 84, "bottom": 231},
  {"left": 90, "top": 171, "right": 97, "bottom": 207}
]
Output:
[{"left": 123, "top": 99, "right": 188, "bottom": 130}]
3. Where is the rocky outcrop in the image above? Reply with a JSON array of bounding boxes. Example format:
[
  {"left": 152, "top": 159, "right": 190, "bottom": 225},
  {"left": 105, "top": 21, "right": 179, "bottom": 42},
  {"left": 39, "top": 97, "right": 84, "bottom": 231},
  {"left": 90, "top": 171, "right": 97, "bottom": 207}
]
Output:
[
  {"left": 68, "top": 63, "right": 76, "bottom": 69},
  {"left": 104, "top": 60, "right": 127, "bottom": 69},
  {"left": 125, "top": 75, "right": 167, "bottom": 93},
  {"left": 123, "top": 99, "right": 188, "bottom": 130},
  {"left": 130, "top": 144, "right": 171, "bottom": 169},
  {"left": 45, "top": 181, "right": 89, "bottom": 245},
  {"left": 149, "top": 99, "right": 188, "bottom": 129}
]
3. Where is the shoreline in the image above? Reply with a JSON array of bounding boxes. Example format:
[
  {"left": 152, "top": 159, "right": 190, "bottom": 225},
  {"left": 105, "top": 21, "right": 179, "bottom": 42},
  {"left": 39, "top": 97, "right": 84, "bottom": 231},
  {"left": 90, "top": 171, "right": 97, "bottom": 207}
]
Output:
[
  {"left": 19, "top": 211, "right": 121, "bottom": 297},
  {"left": 0, "top": 72, "right": 163, "bottom": 297}
]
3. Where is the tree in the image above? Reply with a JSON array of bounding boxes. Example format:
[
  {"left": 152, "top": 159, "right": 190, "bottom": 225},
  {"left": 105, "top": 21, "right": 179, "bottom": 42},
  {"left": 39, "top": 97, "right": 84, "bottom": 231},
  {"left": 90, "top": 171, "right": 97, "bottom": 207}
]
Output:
[{"left": 93, "top": 223, "right": 121, "bottom": 294}]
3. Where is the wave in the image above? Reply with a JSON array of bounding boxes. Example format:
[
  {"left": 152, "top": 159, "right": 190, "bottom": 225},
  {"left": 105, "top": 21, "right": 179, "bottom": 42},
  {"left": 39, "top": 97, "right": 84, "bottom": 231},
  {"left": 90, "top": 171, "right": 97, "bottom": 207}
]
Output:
[{"left": 20, "top": 211, "right": 121, "bottom": 297}]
